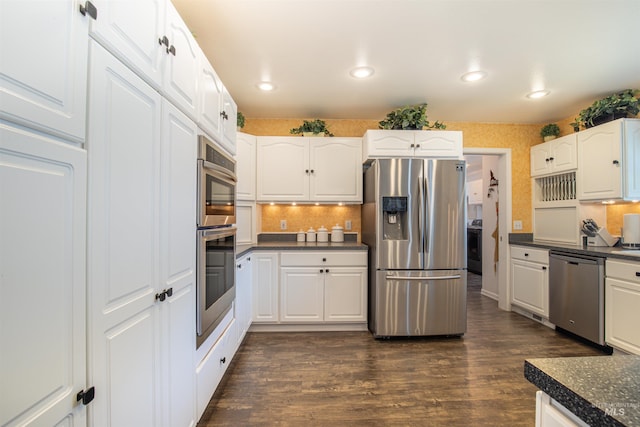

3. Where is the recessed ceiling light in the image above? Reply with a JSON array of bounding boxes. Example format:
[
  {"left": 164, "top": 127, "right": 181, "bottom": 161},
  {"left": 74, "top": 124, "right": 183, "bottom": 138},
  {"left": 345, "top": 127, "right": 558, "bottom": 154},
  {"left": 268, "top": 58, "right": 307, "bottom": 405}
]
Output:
[
  {"left": 526, "top": 90, "right": 550, "bottom": 99},
  {"left": 461, "top": 71, "right": 487, "bottom": 82},
  {"left": 350, "top": 66, "right": 375, "bottom": 79},
  {"left": 256, "top": 81, "right": 276, "bottom": 91}
]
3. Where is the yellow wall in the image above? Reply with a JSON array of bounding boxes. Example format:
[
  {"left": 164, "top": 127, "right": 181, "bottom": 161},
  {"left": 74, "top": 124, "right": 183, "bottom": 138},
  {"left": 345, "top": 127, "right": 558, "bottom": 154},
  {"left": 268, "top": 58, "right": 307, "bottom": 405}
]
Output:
[
  {"left": 245, "top": 118, "right": 539, "bottom": 233},
  {"left": 261, "top": 204, "right": 361, "bottom": 236}
]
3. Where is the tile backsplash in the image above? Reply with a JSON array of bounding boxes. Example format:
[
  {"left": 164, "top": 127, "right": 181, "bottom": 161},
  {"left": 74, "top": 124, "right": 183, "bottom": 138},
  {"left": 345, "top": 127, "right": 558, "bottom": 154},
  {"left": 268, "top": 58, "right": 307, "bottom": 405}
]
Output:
[{"left": 261, "top": 204, "right": 361, "bottom": 238}]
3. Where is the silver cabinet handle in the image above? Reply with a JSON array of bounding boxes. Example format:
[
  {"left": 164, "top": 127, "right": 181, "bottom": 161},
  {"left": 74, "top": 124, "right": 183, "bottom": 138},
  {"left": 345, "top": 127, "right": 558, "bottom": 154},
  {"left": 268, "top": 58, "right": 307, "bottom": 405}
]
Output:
[{"left": 386, "top": 275, "right": 461, "bottom": 281}]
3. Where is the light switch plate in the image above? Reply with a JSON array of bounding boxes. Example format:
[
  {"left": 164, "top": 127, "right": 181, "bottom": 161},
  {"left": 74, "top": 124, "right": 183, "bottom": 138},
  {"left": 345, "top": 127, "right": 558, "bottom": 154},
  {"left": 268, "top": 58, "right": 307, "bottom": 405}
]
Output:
[
  {"left": 513, "top": 220, "right": 522, "bottom": 230},
  {"left": 280, "top": 219, "right": 287, "bottom": 230},
  {"left": 345, "top": 220, "right": 352, "bottom": 230}
]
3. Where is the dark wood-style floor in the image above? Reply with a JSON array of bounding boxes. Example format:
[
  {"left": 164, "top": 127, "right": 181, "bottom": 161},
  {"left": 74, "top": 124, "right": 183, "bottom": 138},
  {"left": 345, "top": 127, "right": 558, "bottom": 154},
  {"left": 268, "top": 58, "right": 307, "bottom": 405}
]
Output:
[{"left": 198, "top": 274, "right": 604, "bottom": 426}]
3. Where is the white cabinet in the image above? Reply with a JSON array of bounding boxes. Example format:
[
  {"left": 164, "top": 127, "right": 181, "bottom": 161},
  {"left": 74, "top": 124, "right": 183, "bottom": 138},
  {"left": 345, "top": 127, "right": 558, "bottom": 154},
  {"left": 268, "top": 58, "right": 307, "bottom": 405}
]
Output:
[
  {"left": 236, "top": 202, "right": 257, "bottom": 244},
  {"left": 236, "top": 253, "right": 253, "bottom": 347},
  {"left": 279, "top": 252, "right": 367, "bottom": 323},
  {"left": 0, "top": 122, "right": 87, "bottom": 427},
  {"left": 236, "top": 132, "right": 257, "bottom": 200},
  {"left": 89, "top": 0, "right": 166, "bottom": 89},
  {"left": 252, "top": 252, "right": 280, "bottom": 322},
  {"left": 530, "top": 134, "right": 577, "bottom": 177},
  {"left": 577, "top": 118, "right": 640, "bottom": 201},
  {"left": 605, "top": 259, "right": 640, "bottom": 355},
  {"left": 467, "top": 179, "right": 483, "bottom": 205},
  {"left": 197, "top": 50, "right": 237, "bottom": 155},
  {"left": 510, "top": 246, "right": 549, "bottom": 317},
  {"left": 363, "top": 130, "right": 463, "bottom": 159},
  {"left": 535, "top": 391, "right": 589, "bottom": 427},
  {"left": 87, "top": 42, "right": 197, "bottom": 426},
  {"left": 89, "top": 0, "right": 199, "bottom": 122},
  {"left": 0, "top": 0, "right": 90, "bottom": 143},
  {"left": 257, "top": 136, "right": 362, "bottom": 202}
]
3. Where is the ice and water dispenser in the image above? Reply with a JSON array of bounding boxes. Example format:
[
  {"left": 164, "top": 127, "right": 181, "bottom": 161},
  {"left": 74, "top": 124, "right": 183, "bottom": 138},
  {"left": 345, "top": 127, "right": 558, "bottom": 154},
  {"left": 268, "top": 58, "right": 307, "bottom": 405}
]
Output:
[{"left": 382, "top": 196, "right": 408, "bottom": 240}]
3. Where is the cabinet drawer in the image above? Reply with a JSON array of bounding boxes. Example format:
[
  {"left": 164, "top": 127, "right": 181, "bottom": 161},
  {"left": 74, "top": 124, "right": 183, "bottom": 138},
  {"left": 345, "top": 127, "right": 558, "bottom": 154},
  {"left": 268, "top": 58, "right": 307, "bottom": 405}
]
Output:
[
  {"left": 606, "top": 259, "right": 640, "bottom": 283},
  {"left": 510, "top": 246, "right": 549, "bottom": 264},
  {"left": 281, "top": 251, "right": 366, "bottom": 267}
]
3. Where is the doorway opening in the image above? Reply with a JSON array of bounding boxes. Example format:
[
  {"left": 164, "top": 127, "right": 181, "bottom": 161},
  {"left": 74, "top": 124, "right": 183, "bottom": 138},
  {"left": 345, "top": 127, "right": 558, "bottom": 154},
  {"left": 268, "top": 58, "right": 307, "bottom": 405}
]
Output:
[{"left": 463, "top": 148, "right": 512, "bottom": 311}]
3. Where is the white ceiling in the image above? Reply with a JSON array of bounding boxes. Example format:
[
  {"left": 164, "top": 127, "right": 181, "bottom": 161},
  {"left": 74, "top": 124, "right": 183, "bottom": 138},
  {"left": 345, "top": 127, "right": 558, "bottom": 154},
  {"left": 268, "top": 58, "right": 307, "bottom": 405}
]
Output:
[{"left": 172, "top": 0, "right": 640, "bottom": 124}]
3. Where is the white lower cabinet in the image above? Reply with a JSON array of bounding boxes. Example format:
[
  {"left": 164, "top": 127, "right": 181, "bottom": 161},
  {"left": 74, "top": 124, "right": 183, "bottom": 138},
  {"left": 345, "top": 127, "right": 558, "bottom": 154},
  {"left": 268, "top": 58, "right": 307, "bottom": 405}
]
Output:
[
  {"left": 510, "top": 245, "right": 549, "bottom": 317},
  {"left": 252, "top": 252, "right": 280, "bottom": 322},
  {"left": 605, "top": 259, "right": 640, "bottom": 355},
  {"left": 279, "top": 251, "right": 367, "bottom": 323},
  {"left": 236, "top": 253, "right": 253, "bottom": 347},
  {"left": 535, "top": 391, "right": 588, "bottom": 427},
  {"left": 0, "top": 122, "right": 87, "bottom": 427}
]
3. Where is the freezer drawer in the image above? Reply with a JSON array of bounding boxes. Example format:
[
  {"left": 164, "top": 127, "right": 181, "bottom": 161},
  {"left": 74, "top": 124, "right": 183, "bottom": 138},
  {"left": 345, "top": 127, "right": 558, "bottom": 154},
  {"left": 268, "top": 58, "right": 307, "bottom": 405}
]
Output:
[{"left": 371, "top": 270, "right": 467, "bottom": 337}]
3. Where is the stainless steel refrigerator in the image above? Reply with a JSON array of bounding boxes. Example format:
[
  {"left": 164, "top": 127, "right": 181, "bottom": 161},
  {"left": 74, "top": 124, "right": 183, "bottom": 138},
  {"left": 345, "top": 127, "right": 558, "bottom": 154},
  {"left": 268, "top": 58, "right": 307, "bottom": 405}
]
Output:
[{"left": 362, "top": 158, "right": 467, "bottom": 337}]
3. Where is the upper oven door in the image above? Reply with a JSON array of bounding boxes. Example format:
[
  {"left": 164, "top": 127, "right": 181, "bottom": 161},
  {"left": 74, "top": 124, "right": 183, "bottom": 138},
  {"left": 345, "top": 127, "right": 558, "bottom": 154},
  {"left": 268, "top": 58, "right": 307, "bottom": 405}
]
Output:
[{"left": 198, "top": 160, "right": 236, "bottom": 228}]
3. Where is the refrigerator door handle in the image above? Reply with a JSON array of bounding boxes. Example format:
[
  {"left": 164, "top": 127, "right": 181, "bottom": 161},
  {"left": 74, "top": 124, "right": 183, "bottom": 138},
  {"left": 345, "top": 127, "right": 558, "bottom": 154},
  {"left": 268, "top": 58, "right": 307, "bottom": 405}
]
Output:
[
  {"left": 386, "top": 274, "right": 462, "bottom": 281},
  {"left": 418, "top": 172, "right": 425, "bottom": 255}
]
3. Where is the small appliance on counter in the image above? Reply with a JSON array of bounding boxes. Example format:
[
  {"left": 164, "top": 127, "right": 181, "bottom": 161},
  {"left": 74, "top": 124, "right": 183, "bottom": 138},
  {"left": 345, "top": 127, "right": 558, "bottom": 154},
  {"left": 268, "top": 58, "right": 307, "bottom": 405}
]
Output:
[
  {"left": 621, "top": 213, "right": 640, "bottom": 248},
  {"left": 581, "top": 218, "right": 618, "bottom": 247}
]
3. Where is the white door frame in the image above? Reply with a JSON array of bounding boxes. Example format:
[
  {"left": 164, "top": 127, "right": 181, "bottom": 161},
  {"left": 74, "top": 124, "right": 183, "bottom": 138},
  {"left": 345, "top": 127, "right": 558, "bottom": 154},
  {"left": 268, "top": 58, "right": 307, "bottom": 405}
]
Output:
[{"left": 463, "top": 148, "right": 512, "bottom": 311}]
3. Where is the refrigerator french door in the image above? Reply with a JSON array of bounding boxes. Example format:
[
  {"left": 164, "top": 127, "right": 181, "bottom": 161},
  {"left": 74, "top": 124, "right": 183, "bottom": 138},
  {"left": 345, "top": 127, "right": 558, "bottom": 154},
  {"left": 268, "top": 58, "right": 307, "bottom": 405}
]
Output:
[{"left": 363, "top": 158, "right": 467, "bottom": 337}]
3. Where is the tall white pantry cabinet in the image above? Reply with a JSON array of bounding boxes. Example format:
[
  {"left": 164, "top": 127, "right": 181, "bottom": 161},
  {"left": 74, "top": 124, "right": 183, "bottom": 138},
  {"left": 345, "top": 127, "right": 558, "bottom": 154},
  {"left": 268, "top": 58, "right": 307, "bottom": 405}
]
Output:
[{"left": 0, "top": 0, "right": 214, "bottom": 426}]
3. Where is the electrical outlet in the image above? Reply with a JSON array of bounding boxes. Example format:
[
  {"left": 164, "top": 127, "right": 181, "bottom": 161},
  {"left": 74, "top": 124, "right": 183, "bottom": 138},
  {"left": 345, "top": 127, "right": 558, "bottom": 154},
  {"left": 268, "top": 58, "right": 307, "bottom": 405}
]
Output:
[
  {"left": 345, "top": 220, "right": 352, "bottom": 231},
  {"left": 280, "top": 219, "right": 287, "bottom": 230},
  {"left": 513, "top": 220, "right": 523, "bottom": 230}
]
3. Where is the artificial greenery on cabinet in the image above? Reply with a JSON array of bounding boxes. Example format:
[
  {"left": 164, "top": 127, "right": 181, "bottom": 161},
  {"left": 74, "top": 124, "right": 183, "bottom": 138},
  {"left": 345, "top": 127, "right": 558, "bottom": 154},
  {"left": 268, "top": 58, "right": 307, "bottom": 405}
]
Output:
[{"left": 378, "top": 103, "right": 446, "bottom": 130}]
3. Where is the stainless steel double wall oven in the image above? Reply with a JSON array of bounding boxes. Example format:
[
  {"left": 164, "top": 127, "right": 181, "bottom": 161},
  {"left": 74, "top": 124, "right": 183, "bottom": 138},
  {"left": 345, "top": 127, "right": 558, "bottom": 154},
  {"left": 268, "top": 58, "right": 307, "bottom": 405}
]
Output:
[{"left": 196, "top": 135, "right": 237, "bottom": 348}]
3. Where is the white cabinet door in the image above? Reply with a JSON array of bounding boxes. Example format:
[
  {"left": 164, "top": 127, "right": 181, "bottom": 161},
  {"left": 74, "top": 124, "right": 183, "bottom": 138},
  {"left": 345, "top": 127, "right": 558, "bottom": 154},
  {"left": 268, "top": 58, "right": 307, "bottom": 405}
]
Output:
[
  {"left": 577, "top": 120, "right": 623, "bottom": 200},
  {"left": 310, "top": 138, "right": 362, "bottom": 202},
  {"left": 510, "top": 259, "right": 548, "bottom": 317},
  {"left": 89, "top": 0, "right": 165, "bottom": 89},
  {"left": 550, "top": 134, "right": 577, "bottom": 172},
  {"left": 1, "top": 123, "right": 87, "bottom": 427},
  {"left": 625, "top": 119, "right": 640, "bottom": 200},
  {"left": 162, "top": 283, "right": 196, "bottom": 427},
  {"left": 252, "top": 252, "right": 279, "bottom": 322},
  {"left": 236, "top": 202, "right": 257, "bottom": 244},
  {"left": 257, "top": 137, "right": 309, "bottom": 201},
  {"left": 87, "top": 40, "right": 163, "bottom": 427},
  {"left": 198, "top": 52, "right": 224, "bottom": 143},
  {"left": 363, "top": 130, "right": 414, "bottom": 158},
  {"left": 467, "top": 179, "right": 483, "bottom": 205},
  {"left": 280, "top": 268, "right": 325, "bottom": 322},
  {"left": 220, "top": 87, "right": 238, "bottom": 155},
  {"left": 163, "top": 3, "right": 199, "bottom": 122},
  {"left": 324, "top": 267, "right": 367, "bottom": 322},
  {"left": 236, "top": 132, "right": 257, "bottom": 200},
  {"left": 531, "top": 143, "right": 552, "bottom": 177},
  {"left": 236, "top": 254, "right": 253, "bottom": 347},
  {"left": 0, "top": 0, "right": 89, "bottom": 143},
  {"left": 414, "top": 130, "right": 463, "bottom": 158},
  {"left": 605, "top": 260, "right": 640, "bottom": 355}
]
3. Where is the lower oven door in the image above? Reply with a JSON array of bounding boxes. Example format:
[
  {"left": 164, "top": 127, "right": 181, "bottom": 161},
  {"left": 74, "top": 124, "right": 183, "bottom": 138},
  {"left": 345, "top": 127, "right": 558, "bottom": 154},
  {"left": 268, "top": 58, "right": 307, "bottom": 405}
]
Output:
[{"left": 197, "top": 226, "right": 236, "bottom": 348}]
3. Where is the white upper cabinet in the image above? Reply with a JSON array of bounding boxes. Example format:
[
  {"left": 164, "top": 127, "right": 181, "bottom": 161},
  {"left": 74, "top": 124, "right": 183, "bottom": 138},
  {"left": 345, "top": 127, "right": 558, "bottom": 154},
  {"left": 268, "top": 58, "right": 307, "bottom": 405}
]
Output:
[
  {"left": 220, "top": 86, "right": 238, "bottom": 154},
  {"left": 257, "top": 136, "right": 362, "bottom": 203},
  {"left": 530, "top": 134, "right": 577, "bottom": 177},
  {"left": 577, "top": 119, "right": 640, "bottom": 201},
  {"left": 363, "top": 130, "right": 462, "bottom": 159},
  {"left": 88, "top": 0, "right": 199, "bottom": 122},
  {"left": 162, "top": 3, "right": 199, "bottom": 121},
  {"left": 0, "top": 0, "right": 89, "bottom": 143},
  {"left": 198, "top": 53, "right": 224, "bottom": 143},
  {"left": 89, "top": 0, "right": 166, "bottom": 89},
  {"left": 236, "top": 132, "right": 257, "bottom": 200},
  {"left": 1, "top": 122, "right": 87, "bottom": 427}
]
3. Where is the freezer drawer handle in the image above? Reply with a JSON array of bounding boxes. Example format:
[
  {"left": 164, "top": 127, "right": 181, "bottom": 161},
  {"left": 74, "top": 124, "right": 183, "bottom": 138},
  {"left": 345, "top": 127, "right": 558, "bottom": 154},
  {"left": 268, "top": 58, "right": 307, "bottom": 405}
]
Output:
[
  {"left": 636, "top": 272, "right": 640, "bottom": 277},
  {"left": 386, "top": 275, "right": 461, "bottom": 281}
]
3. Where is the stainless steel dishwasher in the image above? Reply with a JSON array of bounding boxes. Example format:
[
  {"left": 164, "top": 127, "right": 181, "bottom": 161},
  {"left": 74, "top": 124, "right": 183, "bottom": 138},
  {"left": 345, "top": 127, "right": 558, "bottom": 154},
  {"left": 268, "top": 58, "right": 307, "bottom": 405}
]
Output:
[{"left": 548, "top": 251, "right": 605, "bottom": 346}]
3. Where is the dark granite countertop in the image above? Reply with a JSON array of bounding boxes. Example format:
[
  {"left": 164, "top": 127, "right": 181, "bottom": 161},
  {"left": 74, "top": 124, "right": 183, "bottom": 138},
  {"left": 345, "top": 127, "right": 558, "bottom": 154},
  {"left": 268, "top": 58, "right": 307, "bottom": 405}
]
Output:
[
  {"left": 525, "top": 355, "right": 640, "bottom": 426},
  {"left": 237, "top": 241, "right": 368, "bottom": 258},
  {"left": 509, "top": 233, "right": 640, "bottom": 262}
]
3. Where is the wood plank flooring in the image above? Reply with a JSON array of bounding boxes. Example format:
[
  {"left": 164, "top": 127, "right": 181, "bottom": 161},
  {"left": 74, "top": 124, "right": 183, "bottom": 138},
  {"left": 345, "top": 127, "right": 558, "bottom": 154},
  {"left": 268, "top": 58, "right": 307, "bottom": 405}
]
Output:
[{"left": 198, "top": 273, "right": 605, "bottom": 426}]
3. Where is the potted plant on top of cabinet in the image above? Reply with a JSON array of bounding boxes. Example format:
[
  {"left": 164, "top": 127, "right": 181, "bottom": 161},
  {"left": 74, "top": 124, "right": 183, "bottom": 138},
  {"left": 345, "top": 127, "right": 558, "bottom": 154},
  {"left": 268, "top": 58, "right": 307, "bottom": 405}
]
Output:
[
  {"left": 290, "top": 119, "right": 333, "bottom": 137},
  {"left": 573, "top": 89, "right": 639, "bottom": 129},
  {"left": 378, "top": 103, "right": 446, "bottom": 130},
  {"left": 237, "top": 111, "right": 245, "bottom": 130},
  {"left": 540, "top": 123, "right": 560, "bottom": 141}
]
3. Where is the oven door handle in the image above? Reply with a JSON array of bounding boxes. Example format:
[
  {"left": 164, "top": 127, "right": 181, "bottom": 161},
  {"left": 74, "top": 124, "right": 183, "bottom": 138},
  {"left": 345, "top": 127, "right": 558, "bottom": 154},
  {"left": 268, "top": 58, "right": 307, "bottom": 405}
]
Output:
[{"left": 202, "top": 160, "right": 237, "bottom": 182}]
